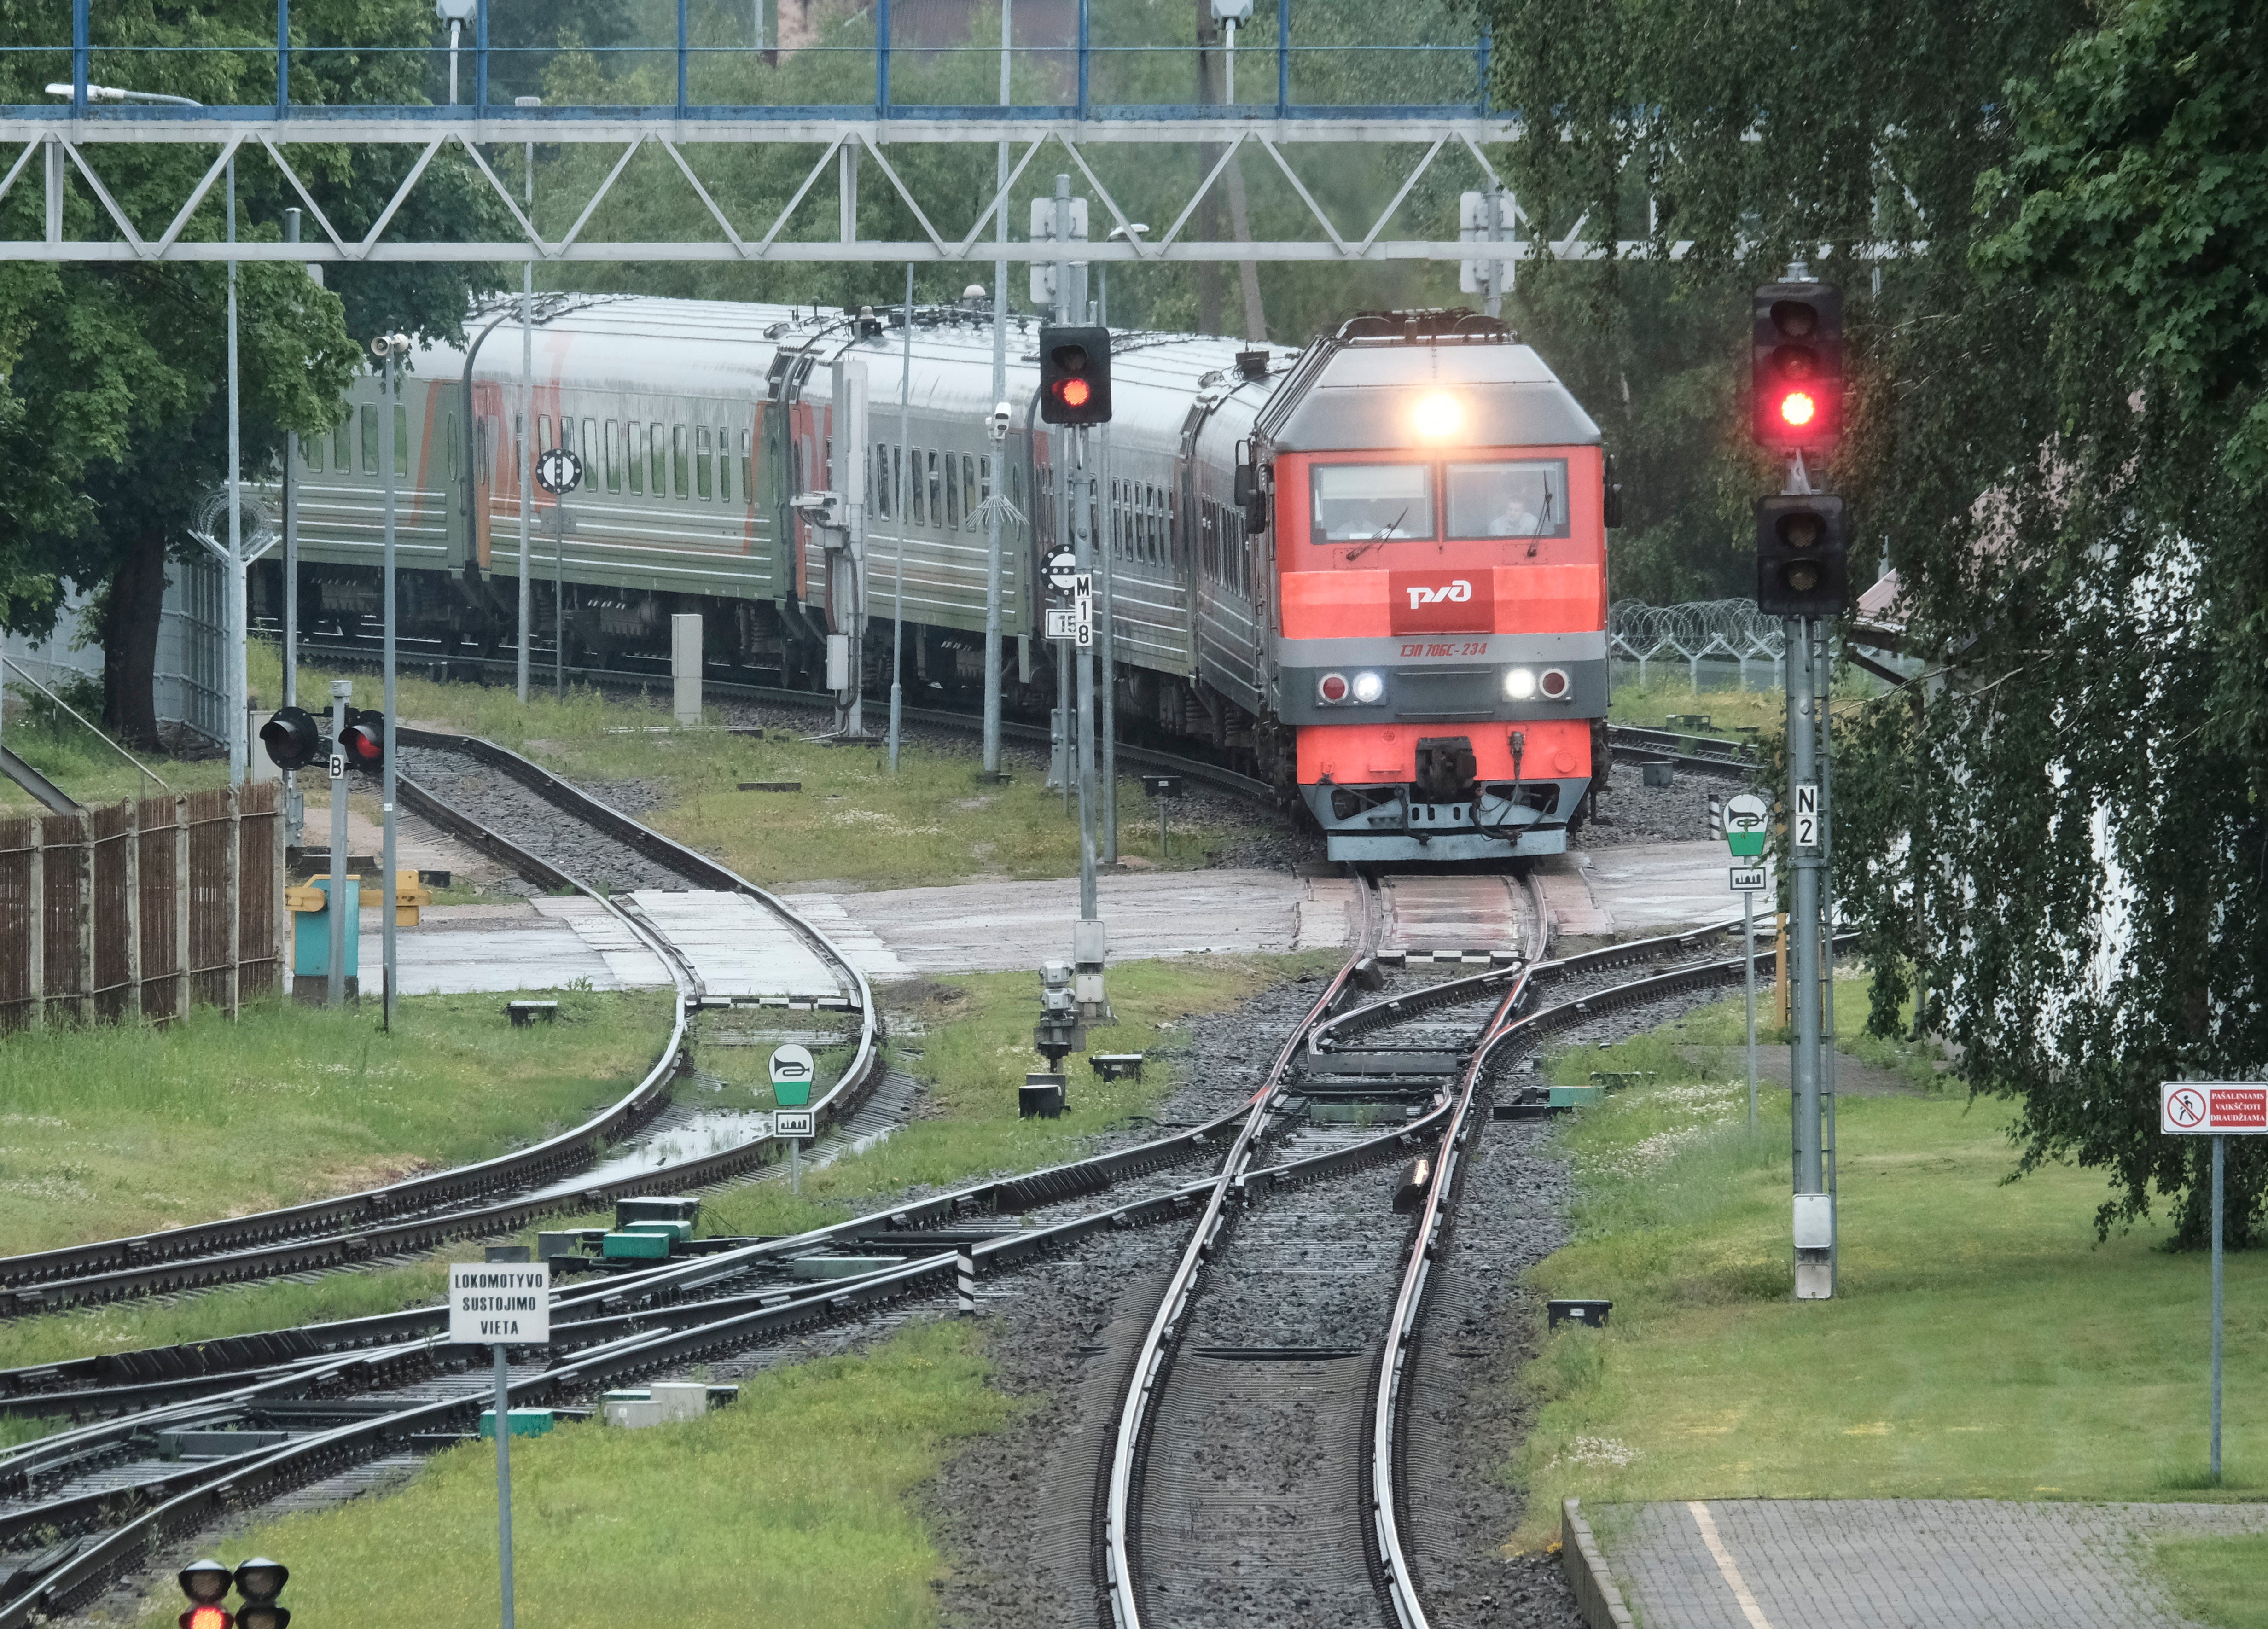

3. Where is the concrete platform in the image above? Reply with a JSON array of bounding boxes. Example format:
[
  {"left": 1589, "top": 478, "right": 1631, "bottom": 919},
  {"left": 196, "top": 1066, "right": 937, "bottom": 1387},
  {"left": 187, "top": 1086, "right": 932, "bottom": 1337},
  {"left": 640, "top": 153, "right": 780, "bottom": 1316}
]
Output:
[
  {"left": 355, "top": 898, "right": 672, "bottom": 995},
  {"left": 1556, "top": 841, "right": 1740, "bottom": 937},
  {"left": 1588, "top": 1499, "right": 2268, "bottom": 1629}
]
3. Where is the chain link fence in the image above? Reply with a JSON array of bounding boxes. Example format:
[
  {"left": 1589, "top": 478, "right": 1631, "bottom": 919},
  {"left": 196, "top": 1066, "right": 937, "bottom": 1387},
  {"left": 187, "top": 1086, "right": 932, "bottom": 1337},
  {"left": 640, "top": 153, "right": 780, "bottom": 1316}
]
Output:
[{"left": 1609, "top": 599, "right": 1787, "bottom": 691}]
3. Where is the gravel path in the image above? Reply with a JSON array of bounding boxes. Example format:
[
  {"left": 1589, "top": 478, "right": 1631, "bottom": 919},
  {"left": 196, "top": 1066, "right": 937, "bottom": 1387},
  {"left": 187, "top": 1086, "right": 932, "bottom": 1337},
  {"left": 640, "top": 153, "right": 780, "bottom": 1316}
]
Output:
[
  {"left": 398, "top": 743, "right": 697, "bottom": 893},
  {"left": 1577, "top": 757, "right": 1727, "bottom": 848}
]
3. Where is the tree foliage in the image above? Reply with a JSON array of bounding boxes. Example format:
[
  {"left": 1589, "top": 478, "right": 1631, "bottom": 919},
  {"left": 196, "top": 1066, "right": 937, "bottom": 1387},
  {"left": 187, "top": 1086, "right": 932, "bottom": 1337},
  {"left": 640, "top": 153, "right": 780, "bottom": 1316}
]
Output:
[
  {"left": 1477, "top": 0, "right": 2266, "bottom": 1244},
  {"left": 0, "top": 0, "right": 507, "bottom": 740}
]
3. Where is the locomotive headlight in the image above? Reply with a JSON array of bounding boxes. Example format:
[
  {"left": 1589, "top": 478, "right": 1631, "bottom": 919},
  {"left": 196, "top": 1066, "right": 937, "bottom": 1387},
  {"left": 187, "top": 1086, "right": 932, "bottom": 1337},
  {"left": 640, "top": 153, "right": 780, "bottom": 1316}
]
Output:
[
  {"left": 1317, "top": 672, "right": 1350, "bottom": 704},
  {"left": 1351, "top": 671, "right": 1385, "bottom": 704},
  {"left": 1504, "top": 667, "right": 1537, "bottom": 700},
  {"left": 1411, "top": 391, "right": 1463, "bottom": 439}
]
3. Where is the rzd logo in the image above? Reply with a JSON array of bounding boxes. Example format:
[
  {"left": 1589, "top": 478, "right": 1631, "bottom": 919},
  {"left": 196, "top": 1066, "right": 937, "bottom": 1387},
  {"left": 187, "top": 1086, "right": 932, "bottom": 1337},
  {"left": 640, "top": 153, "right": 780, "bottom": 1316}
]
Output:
[{"left": 1405, "top": 579, "right": 1473, "bottom": 610}]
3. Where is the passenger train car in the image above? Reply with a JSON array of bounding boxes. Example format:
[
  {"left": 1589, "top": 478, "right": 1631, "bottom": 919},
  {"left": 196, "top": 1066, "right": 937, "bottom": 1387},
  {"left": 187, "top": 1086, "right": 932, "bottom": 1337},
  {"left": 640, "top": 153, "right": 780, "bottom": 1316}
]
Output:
[{"left": 267, "top": 296, "right": 1614, "bottom": 860}]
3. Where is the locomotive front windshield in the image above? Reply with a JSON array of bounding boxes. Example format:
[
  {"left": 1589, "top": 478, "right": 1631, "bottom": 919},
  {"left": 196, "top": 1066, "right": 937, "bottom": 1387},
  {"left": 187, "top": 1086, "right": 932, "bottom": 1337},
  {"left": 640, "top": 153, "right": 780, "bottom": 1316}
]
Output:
[
  {"left": 1311, "top": 463, "right": 1434, "bottom": 541},
  {"left": 1445, "top": 460, "right": 1568, "bottom": 539}
]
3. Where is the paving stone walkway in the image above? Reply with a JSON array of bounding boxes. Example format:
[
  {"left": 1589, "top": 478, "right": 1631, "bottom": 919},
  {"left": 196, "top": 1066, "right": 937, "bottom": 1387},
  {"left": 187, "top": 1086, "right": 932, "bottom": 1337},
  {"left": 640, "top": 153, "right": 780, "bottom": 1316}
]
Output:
[{"left": 1596, "top": 1499, "right": 2268, "bottom": 1629}]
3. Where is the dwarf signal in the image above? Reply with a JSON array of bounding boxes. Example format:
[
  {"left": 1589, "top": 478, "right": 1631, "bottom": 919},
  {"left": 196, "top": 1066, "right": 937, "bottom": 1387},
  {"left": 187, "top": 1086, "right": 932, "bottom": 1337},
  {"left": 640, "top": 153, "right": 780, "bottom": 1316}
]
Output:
[
  {"left": 336, "top": 708, "right": 386, "bottom": 774},
  {"left": 177, "top": 1558, "right": 289, "bottom": 1629},
  {"left": 1755, "top": 495, "right": 1849, "bottom": 617},
  {"left": 257, "top": 706, "right": 326, "bottom": 772}
]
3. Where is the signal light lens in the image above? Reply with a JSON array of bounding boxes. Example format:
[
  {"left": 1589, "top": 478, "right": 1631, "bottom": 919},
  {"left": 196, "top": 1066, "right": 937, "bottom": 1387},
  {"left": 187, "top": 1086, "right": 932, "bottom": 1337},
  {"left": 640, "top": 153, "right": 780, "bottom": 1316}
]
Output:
[
  {"left": 179, "top": 1563, "right": 233, "bottom": 1606},
  {"left": 1777, "top": 390, "right": 1817, "bottom": 428},
  {"left": 1504, "top": 667, "right": 1537, "bottom": 701},
  {"left": 1318, "top": 673, "right": 1350, "bottom": 704},
  {"left": 233, "top": 1560, "right": 289, "bottom": 1604},
  {"left": 1412, "top": 392, "right": 1462, "bottom": 439},
  {"left": 1350, "top": 671, "right": 1385, "bottom": 704},
  {"left": 236, "top": 1606, "right": 289, "bottom": 1629},
  {"left": 1785, "top": 561, "right": 1822, "bottom": 592},
  {"left": 1539, "top": 667, "right": 1570, "bottom": 699},
  {"left": 180, "top": 1606, "right": 233, "bottom": 1629},
  {"left": 1055, "top": 377, "right": 1092, "bottom": 409}
]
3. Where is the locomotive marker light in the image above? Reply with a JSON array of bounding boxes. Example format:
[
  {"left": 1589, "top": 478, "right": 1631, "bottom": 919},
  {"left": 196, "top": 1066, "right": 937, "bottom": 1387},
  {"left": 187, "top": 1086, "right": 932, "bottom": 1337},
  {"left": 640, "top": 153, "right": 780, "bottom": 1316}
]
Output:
[
  {"left": 1504, "top": 667, "right": 1537, "bottom": 701},
  {"left": 1350, "top": 671, "right": 1385, "bottom": 705},
  {"left": 2159, "top": 1080, "right": 2268, "bottom": 1484},
  {"left": 1724, "top": 791, "right": 1773, "bottom": 1129},
  {"left": 449, "top": 1256, "right": 551, "bottom": 1629},
  {"left": 1751, "top": 278, "right": 1843, "bottom": 448},
  {"left": 1038, "top": 325, "right": 1113, "bottom": 426}
]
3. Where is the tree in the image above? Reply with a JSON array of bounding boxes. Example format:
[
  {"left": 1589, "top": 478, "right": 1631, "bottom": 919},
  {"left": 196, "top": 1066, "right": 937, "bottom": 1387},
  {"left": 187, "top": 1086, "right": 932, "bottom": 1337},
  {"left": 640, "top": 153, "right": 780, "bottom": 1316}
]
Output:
[
  {"left": 0, "top": 0, "right": 508, "bottom": 744},
  {"left": 1475, "top": 0, "right": 2267, "bottom": 1245}
]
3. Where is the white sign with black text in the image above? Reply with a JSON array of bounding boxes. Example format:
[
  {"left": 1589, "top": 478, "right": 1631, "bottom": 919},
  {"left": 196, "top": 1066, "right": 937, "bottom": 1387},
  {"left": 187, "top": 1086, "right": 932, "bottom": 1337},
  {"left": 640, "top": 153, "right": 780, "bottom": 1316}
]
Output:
[
  {"left": 1793, "top": 782, "right": 1820, "bottom": 849},
  {"left": 448, "top": 1261, "right": 550, "bottom": 1345},
  {"left": 1729, "top": 866, "right": 1768, "bottom": 894},
  {"left": 773, "top": 1110, "right": 816, "bottom": 1139}
]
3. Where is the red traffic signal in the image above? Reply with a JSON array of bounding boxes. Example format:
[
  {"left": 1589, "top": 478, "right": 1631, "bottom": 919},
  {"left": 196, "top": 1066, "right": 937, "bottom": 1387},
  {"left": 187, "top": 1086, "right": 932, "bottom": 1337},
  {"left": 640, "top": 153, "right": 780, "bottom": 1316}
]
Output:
[
  {"left": 1752, "top": 282, "right": 1842, "bottom": 447},
  {"left": 178, "top": 1560, "right": 234, "bottom": 1629},
  {"left": 1038, "top": 325, "right": 1112, "bottom": 426},
  {"left": 337, "top": 709, "right": 386, "bottom": 774},
  {"left": 257, "top": 706, "right": 326, "bottom": 772}
]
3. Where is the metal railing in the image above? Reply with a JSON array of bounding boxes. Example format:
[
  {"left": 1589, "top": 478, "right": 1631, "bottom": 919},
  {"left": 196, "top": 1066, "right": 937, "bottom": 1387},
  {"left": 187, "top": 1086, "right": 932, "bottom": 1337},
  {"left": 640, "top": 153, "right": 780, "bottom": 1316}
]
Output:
[{"left": 5, "top": 0, "right": 1492, "bottom": 122}]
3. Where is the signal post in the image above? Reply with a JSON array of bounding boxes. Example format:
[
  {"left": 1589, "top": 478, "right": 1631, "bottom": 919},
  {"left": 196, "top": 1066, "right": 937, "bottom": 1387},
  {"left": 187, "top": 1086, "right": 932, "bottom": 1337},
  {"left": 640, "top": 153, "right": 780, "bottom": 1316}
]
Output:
[{"left": 1752, "top": 265, "right": 1849, "bottom": 1299}]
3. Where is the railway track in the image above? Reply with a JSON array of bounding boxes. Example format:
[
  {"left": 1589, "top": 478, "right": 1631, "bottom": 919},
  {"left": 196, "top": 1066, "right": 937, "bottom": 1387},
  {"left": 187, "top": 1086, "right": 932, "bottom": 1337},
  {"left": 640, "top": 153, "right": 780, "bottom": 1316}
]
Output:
[
  {"left": 0, "top": 880, "right": 1804, "bottom": 1629},
  {"left": 1605, "top": 722, "right": 1761, "bottom": 779},
  {"left": 0, "top": 730, "right": 882, "bottom": 1319}
]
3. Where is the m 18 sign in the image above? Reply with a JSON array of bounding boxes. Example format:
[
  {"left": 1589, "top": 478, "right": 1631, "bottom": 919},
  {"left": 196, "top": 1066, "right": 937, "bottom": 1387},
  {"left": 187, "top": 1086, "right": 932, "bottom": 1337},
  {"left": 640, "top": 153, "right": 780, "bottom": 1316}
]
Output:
[
  {"left": 2161, "top": 1082, "right": 2268, "bottom": 1135},
  {"left": 449, "top": 1261, "right": 551, "bottom": 1344}
]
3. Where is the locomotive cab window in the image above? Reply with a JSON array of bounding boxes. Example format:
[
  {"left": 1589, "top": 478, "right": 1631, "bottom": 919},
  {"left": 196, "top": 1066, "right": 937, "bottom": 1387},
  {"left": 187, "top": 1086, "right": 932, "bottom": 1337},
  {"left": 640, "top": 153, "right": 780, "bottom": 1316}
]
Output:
[
  {"left": 1310, "top": 463, "right": 1433, "bottom": 542},
  {"left": 1446, "top": 460, "right": 1569, "bottom": 540}
]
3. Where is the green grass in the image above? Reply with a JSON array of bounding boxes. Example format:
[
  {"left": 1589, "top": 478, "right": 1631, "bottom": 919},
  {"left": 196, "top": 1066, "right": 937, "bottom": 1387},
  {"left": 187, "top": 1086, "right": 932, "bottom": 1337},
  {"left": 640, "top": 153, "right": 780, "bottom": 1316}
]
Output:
[
  {"left": 1510, "top": 988, "right": 2268, "bottom": 1547},
  {"left": 0, "top": 692, "right": 233, "bottom": 815},
  {"left": 0, "top": 988, "right": 671, "bottom": 1256},
  {"left": 129, "top": 1317, "right": 1012, "bottom": 1629},
  {"left": 2154, "top": 1534, "right": 2268, "bottom": 1629},
  {"left": 251, "top": 641, "right": 1271, "bottom": 891}
]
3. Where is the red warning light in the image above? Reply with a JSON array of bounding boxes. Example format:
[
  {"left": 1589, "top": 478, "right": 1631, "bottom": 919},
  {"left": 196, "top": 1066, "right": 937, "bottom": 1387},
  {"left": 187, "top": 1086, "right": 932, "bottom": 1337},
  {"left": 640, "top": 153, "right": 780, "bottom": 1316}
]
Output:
[
  {"left": 1778, "top": 390, "right": 1817, "bottom": 429},
  {"left": 1054, "top": 378, "right": 1092, "bottom": 410},
  {"left": 180, "top": 1606, "right": 233, "bottom": 1629}
]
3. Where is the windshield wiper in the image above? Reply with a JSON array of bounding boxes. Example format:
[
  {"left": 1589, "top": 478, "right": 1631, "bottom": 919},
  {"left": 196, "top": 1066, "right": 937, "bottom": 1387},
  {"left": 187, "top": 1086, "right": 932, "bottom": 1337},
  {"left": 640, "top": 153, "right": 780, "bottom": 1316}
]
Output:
[{"left": 1343, "top": 507, "right": 1411, "bottom": 562}]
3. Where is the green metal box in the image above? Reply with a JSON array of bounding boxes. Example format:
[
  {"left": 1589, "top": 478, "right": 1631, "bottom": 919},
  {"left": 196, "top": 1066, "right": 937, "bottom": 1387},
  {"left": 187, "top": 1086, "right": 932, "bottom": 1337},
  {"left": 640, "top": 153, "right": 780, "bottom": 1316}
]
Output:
[
  {"left": 601, "top": 1230, "right": 672, "bottom": 1259},
  {"left": 478, "top": 1408, "right": 554, "bottom": 1439},
  {"left": 1547, "top": 1085, "right": 1605, "bottom": 1108}
]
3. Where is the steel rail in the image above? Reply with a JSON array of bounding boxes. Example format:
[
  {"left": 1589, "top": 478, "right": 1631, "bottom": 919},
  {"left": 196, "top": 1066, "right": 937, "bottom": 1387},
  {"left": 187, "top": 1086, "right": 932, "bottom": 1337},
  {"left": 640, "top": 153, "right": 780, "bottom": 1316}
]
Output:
[
  {"left": 1605, "top": 722, "right": 1759, "bottom": 779},
  {"left": 1099, "top": 871, "right": 1384, "bottom": 1629},
  {"left": 0, "top": 729, "right": 881, "bottom": 1313}
]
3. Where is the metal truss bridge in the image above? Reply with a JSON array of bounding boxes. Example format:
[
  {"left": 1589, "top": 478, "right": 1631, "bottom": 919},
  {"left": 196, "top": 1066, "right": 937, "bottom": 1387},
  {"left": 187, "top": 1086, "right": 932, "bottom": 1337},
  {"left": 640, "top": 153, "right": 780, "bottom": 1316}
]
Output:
[{"left": 0, "top": 0, "right": 1686, "bottom": 267}]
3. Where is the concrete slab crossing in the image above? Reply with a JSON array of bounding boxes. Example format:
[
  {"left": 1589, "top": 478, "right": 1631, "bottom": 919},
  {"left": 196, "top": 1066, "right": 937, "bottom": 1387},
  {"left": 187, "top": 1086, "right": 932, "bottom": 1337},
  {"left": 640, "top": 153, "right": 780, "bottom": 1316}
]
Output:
[{"left": 1593, "top": 1499, "right": 2268, "bottom": 1629}]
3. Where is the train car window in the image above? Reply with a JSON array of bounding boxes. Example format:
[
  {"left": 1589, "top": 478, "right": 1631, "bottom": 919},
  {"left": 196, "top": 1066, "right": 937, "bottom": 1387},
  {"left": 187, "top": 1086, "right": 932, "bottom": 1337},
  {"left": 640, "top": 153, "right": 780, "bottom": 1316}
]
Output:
[
  {"left": 718, "top": 431, "right": 732, "bottom": 503},
  {"left": 697, "top": 426, "right": 714, "bottom": 500},
  {"left": 927, "top": 449, "right": 942, "bottom": 527},
  {"left": 871, "top": 442, "right": 889, "bottom": 518},
  {"left": 944, "top": 449, "right": 961, "bottom": 529},
  {"left": 361, "top": 405, "right": 379, "bottom": 473},
  {"left": 537, "top": 414, "right": 552, "bottom": 454},
  {"left": 477, "top": 417, "right": 488, "bottom": 487},
  {"left": 1310, "top": 462, "right": 1432, "bottom": 541},
  {"left": 627, "top": 423, "right": 644, "bottom": 494},
  {"left": 962, "top": 455, "right": 978, "bottom": 527},
  {"left": 1446, "top": 460, "right": 1569, "bottom": 540},
  {"left": 582, "top": 419, "right": 598, "bottom": 485},
  {"left": 908, "top": 449, "right": 925, "bottom": 525},
  {"left": 673, "top": 425, "right": 690, "bottom": 497},
  {"left": 650, "top": 421, "right": 666, "bottom": 495},
  {"left": 979, "top": 454, "right": 992, "bottom": 503},
  {"left": 446, "top": 413, "right": 459, "bottom": 477},
  {"left": 334, "top": 418, "right": 351, "bottom": 473},
  {"left": 604, "top": 421, "right": 620, "bottom": 493},
  {"left": 741, "top": 430, "right": 753, "bottom": 502},
  {"left": 301, "top": 434, "right": 322, "bottom": 473},
  {"left": 394, "top": 406, "right": 409, "bottom": 477}
]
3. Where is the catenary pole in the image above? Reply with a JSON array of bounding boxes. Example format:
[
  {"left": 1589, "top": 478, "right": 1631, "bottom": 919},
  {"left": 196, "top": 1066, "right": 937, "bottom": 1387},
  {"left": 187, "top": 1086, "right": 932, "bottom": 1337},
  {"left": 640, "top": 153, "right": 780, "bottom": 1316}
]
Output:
[
  {"left": 1074, "top": 424, "right": 1098, "bottom": 922},
  {"left": 327, "top": 679, "right": 350, "bottom": 1007},
  {"left": 516, "top": 102, "right": 537, "bottom": 704},
  {"left": 493, "top": 1341, "right": 517, "bottom": 1629},
  {"left": 1788, "top": 609, "right": 1824, "bottom": 1285},
  {"left": 226, "top": 154, "right": 244, "bottom": 787},
  {"left": 1097, "top": 255, "right": 1116, "bottom": 862},
  {"left": 888, "top": 262, "right": 912, "bottom": 771},
  {"left": 281, "top": 206, "right": 302, "bottom": 845},
  {"left": 980, "top": 0, "right": 1012, "bottom": 778},
  {"left": 1817, "top": 619, "right": 1839, "bottom": 1294},
  {"left": 380, "top": 336, "right": 401, "bottom": 1032}
]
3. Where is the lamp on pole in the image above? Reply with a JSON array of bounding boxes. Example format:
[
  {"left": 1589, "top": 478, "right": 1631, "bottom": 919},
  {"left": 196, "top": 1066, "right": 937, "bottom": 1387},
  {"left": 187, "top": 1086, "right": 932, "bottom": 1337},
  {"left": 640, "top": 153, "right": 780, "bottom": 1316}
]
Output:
[
  {"left": 372, "top": 330, "right": 413, "bottom": 1032},
  {"left": 1097, "top": 222, "right": 1146, "bottom": 865},
  {"left": 515, "top": 97, "right": 540, "bottom": 705}
]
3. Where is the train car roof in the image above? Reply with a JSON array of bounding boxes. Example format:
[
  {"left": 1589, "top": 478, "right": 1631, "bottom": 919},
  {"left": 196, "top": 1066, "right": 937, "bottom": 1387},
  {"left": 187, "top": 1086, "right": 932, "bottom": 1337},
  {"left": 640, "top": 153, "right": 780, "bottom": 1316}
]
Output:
[{"left": 1274, "top": 336, "right": 1601, "bottom": 451}]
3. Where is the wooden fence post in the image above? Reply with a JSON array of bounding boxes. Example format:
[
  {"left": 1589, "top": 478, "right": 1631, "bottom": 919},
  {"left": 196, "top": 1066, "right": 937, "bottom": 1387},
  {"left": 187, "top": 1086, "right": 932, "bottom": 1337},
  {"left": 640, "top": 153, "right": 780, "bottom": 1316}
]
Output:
[
  {"left": 273, "top": 784, "right": 288, "bottom": 1000},
  {"left": 224, "top": 786, "right": 242, "bottom": 1020},
  {"left": 124, "top": 797, "right": 143, "bottom": 1019},
  {"left": 25, "top": 822, "right": 43, "bottom": 1031},
  {"left": 174, "top": 794, "right": 191, "bottom": 1020},
  {"left": 72, "top": 812, "right": 93, "bottom": 1026}
]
